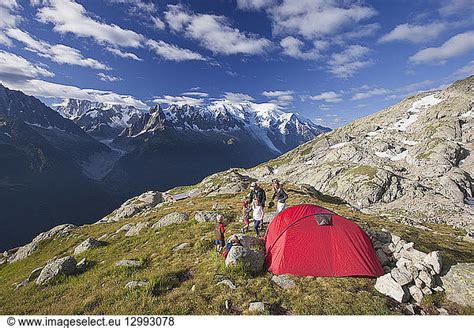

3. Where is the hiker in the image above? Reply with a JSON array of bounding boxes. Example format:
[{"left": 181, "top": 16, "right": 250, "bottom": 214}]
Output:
[
  {"left": 214, "top": 214, "right": 225, "bottom": 253},
  {"left": 240, "top": 196, "right": 251, "bottom": 234},
  {"left": 249, "top": 182, "right": 265, "bottom": 237},
  {"left": 222, "top": 235, "right": 242, "bottom": 258},
  {"left": 269, "top": 179, "right": 288, "bottom": 213}
]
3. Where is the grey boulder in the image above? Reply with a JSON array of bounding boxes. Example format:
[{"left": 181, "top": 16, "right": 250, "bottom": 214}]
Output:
[
  {"left": 152, "top": 212, "right": 189, "bottom": 229},
  {"left": 36, "top": 256, "right": 77, "bottom": 285},
  {"left": 74, "top": 238, "right": 102, "bottom": 255},
  {"left": 374, "top": 273, "right": 409, "bottom": 303},
  {"left": 271, "top": 275, "right": 296, "bottom": 289},
  {"left": 194, "top": 211, "right": 219, "bottom": 223},
  {"left": 225, "top": 246, "right": 264, "bottom": 273}
]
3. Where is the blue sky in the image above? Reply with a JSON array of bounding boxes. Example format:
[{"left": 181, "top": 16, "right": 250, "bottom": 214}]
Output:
[{"left": 0, "top": 0, "right": 473, "bottom": 128}]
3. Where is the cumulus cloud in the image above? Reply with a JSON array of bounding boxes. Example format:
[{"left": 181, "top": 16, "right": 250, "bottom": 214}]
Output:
[
  {"left": 0, "top": 0, "right": 21, "bottom": 46},
  {"left": 153, "top": 95, "right": 204, "bottom": 107},
  {"left": 34, "top": 0, "right": 204, "bottom": 62},
  {"left": 105, "top": 47, "right": 142, "bottom": 61},
  {"left": 328, "top": 45, "right": 371, "bottom": 78},
  {"left": 379, "top": 23, "right": 447, "bottom": 43},
  {"left": 261, "top": 90, "right": 294, "bottom": 105},
  {"left": 97, "top": 72, "right": 122, "bottom": 82},
  {"left": 146, "top": 39, "right": 206, "bottom": 61},
  {"left": 0, "top": 50, "right": 54, "bottom": 81},
  {"left": 280, "top": 36, "right": 324, "bottom": 60},
  {"left": 6, "top": 28, "right": 110, "bottom": 70},
  {"left": 269, "top": 0, "right": 377, "bottom": 39},
  {"left": 236, "top": 0, "right": 276, "bottom": 11},
  {"left": 409, "top": 31, "right": 474, "bottom": 64},
  {"left": 164, "top": 4, "right": 271, "bottom": 55},
  {"left": 309, "top": 91, "right": 342, "bottom": 103},
  {"left": 351, "top": 88, "right": 389, "bottom": 100}
]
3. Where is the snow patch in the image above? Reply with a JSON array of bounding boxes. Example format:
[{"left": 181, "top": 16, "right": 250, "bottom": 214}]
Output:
[
  {"left": 460, "top": 110, "right": 473, "bottom": 118},
  {"left": 402, "top": 139, "right": 418, "bottom": 146},
  {"left": 375, "top": 150, "right": 408, "bottom": 161},
  {"left": 392, "top": 94, "right": 444, "bottom": 132}
]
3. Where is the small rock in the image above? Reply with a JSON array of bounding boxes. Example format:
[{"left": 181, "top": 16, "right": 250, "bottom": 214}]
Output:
[
  {"left": 126, "top": 281, "right": 149, "bottom": 289},
  {"left": 403, "top": 242, "right": 414, "bottom": 250},
  {"left": 28, "top": 267, "right": 44, "bottom": 282},
  {"left": 382, "top": 243, "right": 396, "bottom": 254},
  {"left": 152, "top": 212, "right": 189, "bottom": 229},
  {"left": 116, "top": 224, "right": 134, "bottom": 234},
  {"left": 391, "top": 267, "right": 413, "bottom": 285},
  {"left": 422, "top": 287, "right": 432, "bottom": 295},
  {"left": 194, "top": 211, "right": 219, "bottom": 223},
  {"left": 225, "top": 300, "right": 231, "bottom": 310},
  {"left": 217, "top": 279, "right": 237, "bottom": 289},
  {"left": 376, "top": 249, "right": 391, "bottom": 266},
  {"left": 172, "top": 243, "right": 190, "bottom": 253},
  {"left": 115, "top": 260, "right": 142, "bottom": 268},
  {"left": 437, "top": 308, "right": 449, "bottom": 315},
  {"left": 405, "top": 304, "right": 416, "bottom": 315},
  {"left": 98, "top": 234, "right": 108, "bottom": 241},
  {"left": 418, "top": 269, "right": 434, "bottom": 288},
  {"left": 414, "top": 277, "right": 425, "bottom": 289},
  {"left": 271, "top": 275, "right": 296, "bottom": 289},
  {"left": 374, "top": 273, "right": 410, "bottom": 303},
  {"left": 423, "top": 251, "right": 442, "bottom": 275},
  {"left": 433, "top": 286, "right": 444, "bottom": 292},
  {"left": 76, "top": 258, "right": 87, "bottom": 272},
  {"left": 74, "top": 238, "right": 102, "bottom": 255},
  {"left": 36, "top": 256, "right": 77, "bottom": 285},
  {"left": 391, "top": 234, "right": 401, "bottom": 245},
  {"left": 409, "top": 285, "right": 424, "bottom": 304},
  {"left": 14, "top": 279, "right": 29, "bottom": 290},
  {"left": 125, "top": 222, "right": 151, "bottom": 237},
  {"left": 248, "top": 302, "right": 265, "bottom": 313},
  {"left": 191, "top": 285, "right": 196, "bottom": 292}
]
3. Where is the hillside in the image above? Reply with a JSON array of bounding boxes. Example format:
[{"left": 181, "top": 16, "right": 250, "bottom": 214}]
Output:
[{"left": 1, "top": 77, "right": 473, "bottom": 315}]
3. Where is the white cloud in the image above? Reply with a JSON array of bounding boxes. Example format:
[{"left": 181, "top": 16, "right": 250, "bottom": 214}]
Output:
[
  {"left": 409, "top": 31, "right": 474, "bottom": 64},
  {"left": 181, "top": 91, "right": 209, "bottom": 97},
  {"left": 0, "top": 1, "right": 21, "bottom": 45},
  {"left": 236, "top": 0, "right": 275, "bottom": 11},
  {"left": 309, "top": 91, "right": 342, "bottom": 103},
  {"left": 153, "top": 95, "right": 204, "bottom": 107},
  {"left": 6, "top": 28, "right": 110, "bottom": 70},
  {"left": 108, "top": 0, "right": 157, "bottom": 14},
  {"left": 97, "top": 72, "right": 122, "bottom": 82},
  {"left": 269, "top": 0, "right": 377, "bottom": 39},
  {"left": 0, "top": 50, "right": 54, "bottom": 81},
  {"left": 35, "top": 0, "right": 204, "bottom": 62},
  {"left": 379, "top": 23, "right": 446, "bottom": 43},
  {"left": 146, "top": 39, "right": 206, "bottom": 61},
  {"left": 36, "top": 0, "right": 145, "bottom": 48},
  {"left": 105, "top": 47, "right": 142, "bottom": 61},
  {"left": 223, "top": 92, "right": 254, "bottom": 103},
  {"left": 280, "top": 36, "right": 322, "bottom": 60},
  {"left": 351, "top": 88, "right": 389, "bottom": 100},
  {"left": 0, "top": 50, "right": 146, "bottom": 108},
  {"left": 164, "top": 4, "right": 271, "bottom": 55},
  {"left": 152, "top": 16, "right": 165, "bottom": 30},
  {"left": 261, "top": 90, "right": 294, "bottom": 105},
  {"left": 328, "top": 45, "right": 371, "bottom": 78},
  {"left": 439, "top": 0, "right": 474, "bottom": 16}
]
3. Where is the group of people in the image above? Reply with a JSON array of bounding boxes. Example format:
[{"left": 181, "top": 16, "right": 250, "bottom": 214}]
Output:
[{"left": 214, "top": 179, "right": 288, "bottom": 254}]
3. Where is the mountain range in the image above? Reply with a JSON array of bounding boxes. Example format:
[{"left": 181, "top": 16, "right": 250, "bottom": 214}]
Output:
[{"left": 0, "top": 85, "right": 328, "bottom": 250}]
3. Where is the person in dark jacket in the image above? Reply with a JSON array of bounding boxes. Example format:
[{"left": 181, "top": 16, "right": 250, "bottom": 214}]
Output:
[
  {"left": 249, "top": 182, "right": 265, "bottom": 237},
  {"left": 270, "top": 179, "right": 288, "bottom": 213},
  {"left": 214, "top": 214, "right": 225, "bottom": 253}
]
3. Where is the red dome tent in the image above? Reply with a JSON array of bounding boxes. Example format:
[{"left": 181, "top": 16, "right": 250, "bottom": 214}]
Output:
[{"left": 265, "top": 204, "right": 384, "bottom": 277}]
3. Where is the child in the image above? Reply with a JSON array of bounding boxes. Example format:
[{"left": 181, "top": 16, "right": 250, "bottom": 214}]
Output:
[
  {"left": 240, "top": 198, "right": 251, "bottom": 234},
  {"left": 214, "top": 214, "right": 225, "bottom": 253}
]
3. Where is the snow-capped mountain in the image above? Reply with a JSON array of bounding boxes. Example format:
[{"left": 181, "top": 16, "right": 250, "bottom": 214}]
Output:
[
  {"left": 55, "top": 99, "right": 144, "bottom": 139},
  {"left": 121, "top": 100, "right": 329, "bottom": 154},
  {"left": 105, "top": 100, "right": 329, "bottom": 198}
]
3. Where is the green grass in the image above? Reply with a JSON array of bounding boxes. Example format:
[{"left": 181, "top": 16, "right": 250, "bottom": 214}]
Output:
[{"left": 0, "top": 186, "right": 472, "bottom": 315}]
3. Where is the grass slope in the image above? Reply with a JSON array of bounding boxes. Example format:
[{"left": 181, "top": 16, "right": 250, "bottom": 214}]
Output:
[{"left": 0, "top": 186, "right": 472, "bottom": 315}]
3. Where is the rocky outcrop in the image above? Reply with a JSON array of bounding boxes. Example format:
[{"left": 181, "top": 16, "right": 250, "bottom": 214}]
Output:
[
  {"left": 126, "top": 281, "right": 149, "bottom": 289},
  {"left": 36, "top": 256, "right": 77, "bottom": 285},
  {"left": 8, "top": 224, "right": 76, "bottom": 263},
  {"left": 201, "top": 169, "right": 256, "bottom": 196},
  {"left": 369, "top": 230, "right": 445, "bottom": 305},
  {"left": 152, "top": 212, "right": 189, "bottom": 229},
  {"left": 73, "top": 238, "right": 102, "bottom": 255},
  {"left": 441, "top": 263, "right": 474, "bottom": 307},
  {"left": 194, "top": 211, "right": 219, "bottom": 223},
  {"left": 248, "top": 302, "right": 265, "bottom": 313},
  {"left": 99, "top": 191, "right": 164, "bottom": 223},
  {"left": 172, "top": 243, "right": 190, "bottom": 253}
]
